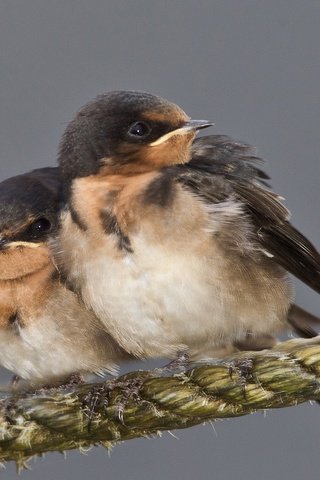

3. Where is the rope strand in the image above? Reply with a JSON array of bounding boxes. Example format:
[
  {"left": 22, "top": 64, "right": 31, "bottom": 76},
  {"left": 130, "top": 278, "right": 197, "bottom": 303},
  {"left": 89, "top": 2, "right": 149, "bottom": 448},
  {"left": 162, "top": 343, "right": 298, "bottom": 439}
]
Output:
[{"left": 1, "top": 337, "right": 320, "bottom": 467}]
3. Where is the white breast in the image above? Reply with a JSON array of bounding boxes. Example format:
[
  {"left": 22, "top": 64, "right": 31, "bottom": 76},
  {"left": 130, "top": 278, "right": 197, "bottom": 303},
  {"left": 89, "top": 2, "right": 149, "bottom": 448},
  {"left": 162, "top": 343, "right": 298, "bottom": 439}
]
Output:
[
  {"left": 56, "top": 209, "right": 292, "bottom": 360},
  {"left": 0, "top": 286, "right": 119, "bottom": 384}
]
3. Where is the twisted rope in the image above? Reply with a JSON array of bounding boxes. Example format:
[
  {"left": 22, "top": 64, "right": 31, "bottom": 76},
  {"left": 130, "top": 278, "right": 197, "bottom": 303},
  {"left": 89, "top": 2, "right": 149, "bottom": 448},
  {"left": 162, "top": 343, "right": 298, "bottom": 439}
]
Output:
[{"left": 1, "top": 337, "right": 320, "bottom": 467}]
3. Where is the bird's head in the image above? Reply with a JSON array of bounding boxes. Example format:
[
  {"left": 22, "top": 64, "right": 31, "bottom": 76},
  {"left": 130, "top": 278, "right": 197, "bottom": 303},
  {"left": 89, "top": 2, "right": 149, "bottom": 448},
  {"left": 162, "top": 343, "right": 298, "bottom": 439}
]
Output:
[
  {"left": 0, "top": 168, "right": 61, "bottom": 279},
  {"left": 58, "top": 91, "right": 212, "bottom": 179}
]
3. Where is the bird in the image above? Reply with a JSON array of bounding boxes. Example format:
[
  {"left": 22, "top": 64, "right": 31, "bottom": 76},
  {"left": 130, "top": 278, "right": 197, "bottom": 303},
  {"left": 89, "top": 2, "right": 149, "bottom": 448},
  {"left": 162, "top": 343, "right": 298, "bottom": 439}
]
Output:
[
  {"left": 55, "top": 90, "right": 320, "bottom": 361},
  {"left": 0, "top": 167, "right": 129, "bottom": 388}
]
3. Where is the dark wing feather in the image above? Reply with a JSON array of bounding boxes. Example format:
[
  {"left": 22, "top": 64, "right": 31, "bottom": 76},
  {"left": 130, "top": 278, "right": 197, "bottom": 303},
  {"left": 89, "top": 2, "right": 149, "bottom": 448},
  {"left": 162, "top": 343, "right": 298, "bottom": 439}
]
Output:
[
  {"left": 175, "top": 135, "right": 320, "bottom": 293},
  {"left": 259, "top": 224, "right": 320, "bottom": 293},
  {"left": 287, "top": 304, "right": 320, "bottom": 338}
]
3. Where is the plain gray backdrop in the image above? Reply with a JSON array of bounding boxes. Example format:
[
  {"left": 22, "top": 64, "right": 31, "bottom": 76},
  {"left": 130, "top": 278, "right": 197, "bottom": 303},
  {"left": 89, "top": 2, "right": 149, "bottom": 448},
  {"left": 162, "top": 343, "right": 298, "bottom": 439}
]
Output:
[{"left": 1, "top": 1, "right": 320, "bottom": 479}]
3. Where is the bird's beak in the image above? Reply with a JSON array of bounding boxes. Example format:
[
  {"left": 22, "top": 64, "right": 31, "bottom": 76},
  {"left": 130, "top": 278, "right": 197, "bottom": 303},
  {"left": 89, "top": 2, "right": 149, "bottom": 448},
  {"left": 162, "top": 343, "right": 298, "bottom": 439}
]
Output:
[
  {"left": 149, "top": 119, "right": 213, "bottom": 146},
  {"left": 0, "top": 238, "right": 43, "bottom": 251},
  {"left": 0, "top": 237, "right": 8, "bottom": 251},
  {"left": 182, "top": 120, "right": 214, "bottom": 131}
]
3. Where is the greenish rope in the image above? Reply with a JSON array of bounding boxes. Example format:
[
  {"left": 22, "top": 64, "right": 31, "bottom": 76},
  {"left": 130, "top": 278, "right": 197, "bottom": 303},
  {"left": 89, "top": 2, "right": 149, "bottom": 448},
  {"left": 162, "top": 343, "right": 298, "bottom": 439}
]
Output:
[{"left": 1, "top": 337, "right": 320, "bottom": 467}]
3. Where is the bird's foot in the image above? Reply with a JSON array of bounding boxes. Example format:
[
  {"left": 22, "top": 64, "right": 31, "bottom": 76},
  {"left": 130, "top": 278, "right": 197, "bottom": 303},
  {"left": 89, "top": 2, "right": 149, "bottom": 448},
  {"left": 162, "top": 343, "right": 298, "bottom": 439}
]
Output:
[
  {"left": 82, "top": 374, "right": 149, "bottom": 429},
  {"left": 159, "top": 351, "right": 190, "bottom": 374},
  {"left": 35, "top": 373, "right": 85, "bottom": 393},
  {"left": 0, "top": 396, "right": 16, "bottom": 424},
  {"left": 228, "top": 357, "right": 254, "bottom": 394}
]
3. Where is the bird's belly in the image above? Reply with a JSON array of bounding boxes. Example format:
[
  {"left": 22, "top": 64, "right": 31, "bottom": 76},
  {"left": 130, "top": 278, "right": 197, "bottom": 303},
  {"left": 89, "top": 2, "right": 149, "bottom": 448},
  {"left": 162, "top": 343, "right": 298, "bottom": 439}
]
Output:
[
  {"left": 0, "top": 286, "right": 119, "bottom": 384},
  {"left": 75, "top": 232, "right": 291, "bottom": 359},
  {"left": 0, "top": 316, "right": 83, "bottom": 382}
]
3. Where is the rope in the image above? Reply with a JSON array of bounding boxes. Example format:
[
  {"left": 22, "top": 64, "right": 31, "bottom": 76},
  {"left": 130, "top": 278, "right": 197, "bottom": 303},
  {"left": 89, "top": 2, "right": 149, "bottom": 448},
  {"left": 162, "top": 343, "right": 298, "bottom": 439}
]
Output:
[{"left": 1, "top": 337, "right": 320, "bottom": 468}]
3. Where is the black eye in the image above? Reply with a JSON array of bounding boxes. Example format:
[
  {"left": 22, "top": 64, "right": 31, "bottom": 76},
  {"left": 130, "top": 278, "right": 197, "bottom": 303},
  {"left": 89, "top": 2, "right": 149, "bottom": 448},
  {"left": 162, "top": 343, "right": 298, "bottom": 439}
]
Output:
[
  {"left": 128, "top": 121, "right": 151, "bottom": 138},
  {"left": 30, "top": 218, "right": 52, "bottom": 236}
]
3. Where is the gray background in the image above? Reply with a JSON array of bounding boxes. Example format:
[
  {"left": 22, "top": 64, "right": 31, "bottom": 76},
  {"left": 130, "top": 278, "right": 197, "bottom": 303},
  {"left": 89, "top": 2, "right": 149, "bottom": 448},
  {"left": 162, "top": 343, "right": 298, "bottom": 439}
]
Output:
[{"left": 1, "top": 1, "right": 320, "bottom": 479}]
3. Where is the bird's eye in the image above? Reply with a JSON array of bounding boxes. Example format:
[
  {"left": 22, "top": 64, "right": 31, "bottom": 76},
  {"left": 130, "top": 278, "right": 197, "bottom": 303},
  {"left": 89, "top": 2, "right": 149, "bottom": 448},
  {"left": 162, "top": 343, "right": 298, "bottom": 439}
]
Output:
[
  {"left": 30, "top": 218, "right": 52, "bottom": 235},
  {"left": 128, "top": 122, "right": 151, "bottom": 138}
]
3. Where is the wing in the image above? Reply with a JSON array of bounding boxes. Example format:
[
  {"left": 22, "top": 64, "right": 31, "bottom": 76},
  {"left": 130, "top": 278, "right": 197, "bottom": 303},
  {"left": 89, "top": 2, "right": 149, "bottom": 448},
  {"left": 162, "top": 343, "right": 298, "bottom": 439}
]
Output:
[{"left": 174, "top": 135, "right": 320, "bottom": 294}]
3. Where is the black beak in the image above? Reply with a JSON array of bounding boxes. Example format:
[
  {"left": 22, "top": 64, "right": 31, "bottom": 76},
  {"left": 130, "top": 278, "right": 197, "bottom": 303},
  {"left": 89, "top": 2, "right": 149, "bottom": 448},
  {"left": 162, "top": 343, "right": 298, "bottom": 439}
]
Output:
[
  {"left": 183, "top": 120, "right": 214, "bottom": 131},
  {"left": 149, "top": 119, "right": 213, "bottom": 147},
  {"left": 0, "top": 238, "right": 8, "bottom": 251}
]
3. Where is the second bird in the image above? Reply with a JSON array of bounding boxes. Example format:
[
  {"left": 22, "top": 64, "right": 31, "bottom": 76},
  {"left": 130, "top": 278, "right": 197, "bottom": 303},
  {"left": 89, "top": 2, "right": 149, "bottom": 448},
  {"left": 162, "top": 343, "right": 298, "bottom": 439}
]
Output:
[{"left": 0, "top": 167, "right": 129, "bottom": 387}]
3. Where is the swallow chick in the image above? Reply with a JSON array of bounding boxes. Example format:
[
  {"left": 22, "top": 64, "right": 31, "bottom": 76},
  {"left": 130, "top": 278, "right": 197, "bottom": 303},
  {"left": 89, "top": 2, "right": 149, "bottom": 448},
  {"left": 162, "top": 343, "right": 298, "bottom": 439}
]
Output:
[
  {"left": 55, "top": 91, "right": 320, "bottom": 360},
  {"left": 0, "top": 167, "right": 128, "bottom": 388}
]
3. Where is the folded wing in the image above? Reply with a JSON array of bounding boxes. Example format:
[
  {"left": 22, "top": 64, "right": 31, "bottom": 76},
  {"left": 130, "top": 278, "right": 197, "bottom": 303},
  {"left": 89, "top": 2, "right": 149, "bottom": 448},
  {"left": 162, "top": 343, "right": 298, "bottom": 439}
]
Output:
[{"left": 175, "top": 135, "right": 320, "bottom": 294}]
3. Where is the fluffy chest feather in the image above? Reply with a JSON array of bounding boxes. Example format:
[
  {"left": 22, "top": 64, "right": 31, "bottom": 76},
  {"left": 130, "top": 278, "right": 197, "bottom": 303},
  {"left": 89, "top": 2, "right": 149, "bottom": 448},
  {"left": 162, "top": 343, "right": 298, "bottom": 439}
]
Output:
[{"left": 56, "top": 173, "right": 292, "bottom": 358}]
